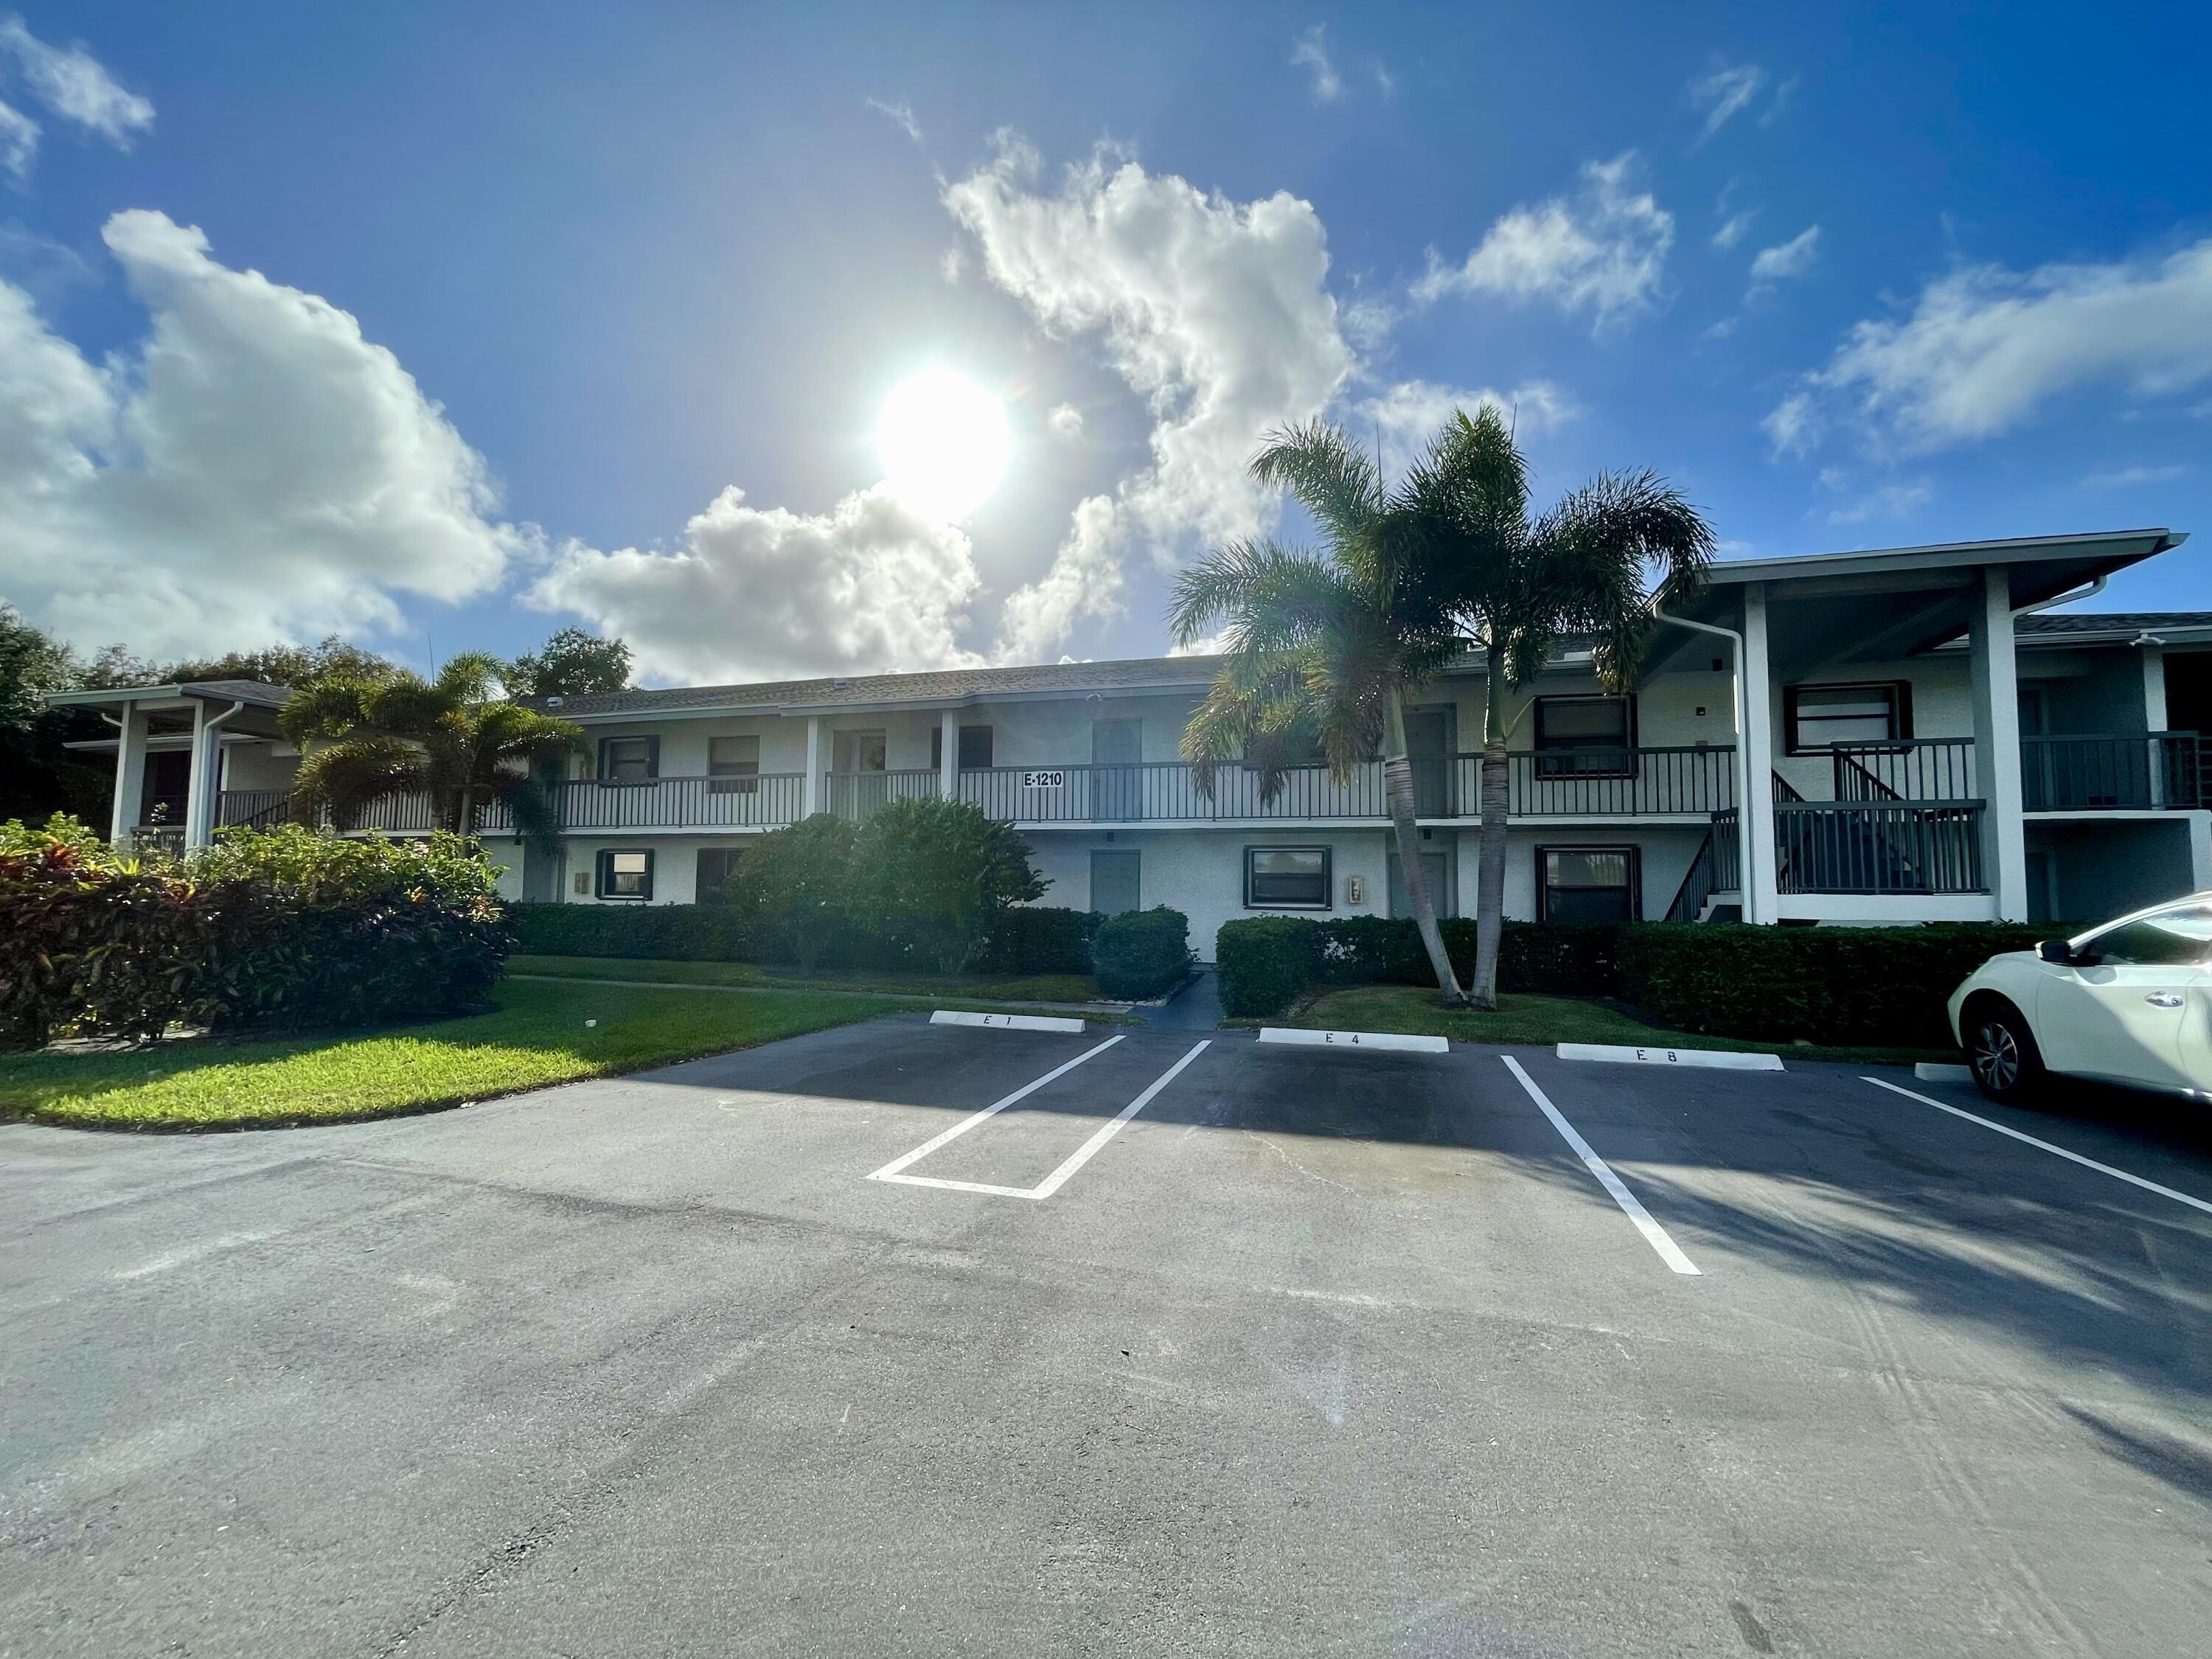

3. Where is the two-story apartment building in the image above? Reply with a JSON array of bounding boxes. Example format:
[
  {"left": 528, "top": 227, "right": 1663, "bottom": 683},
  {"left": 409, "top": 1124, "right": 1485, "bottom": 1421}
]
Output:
[{"left": 52, "top": 527, "right": 2207, "bottom": 954}]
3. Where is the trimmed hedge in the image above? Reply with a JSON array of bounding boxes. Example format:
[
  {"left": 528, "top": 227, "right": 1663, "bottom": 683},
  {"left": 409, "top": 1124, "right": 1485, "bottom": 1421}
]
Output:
[
  {"left": 1218, "top": 915, "right": 1624, "bottom": 1017},
  {"left": 0, "top": 818, "right": 509, "bottom": 1048},
  {"left": 1217, "top": 916, "right": 1325, "bottom": 1018},
  {"left": 1091, "top": 907, "right": 1192, "bottom": 1000},
  {"left": 1217, "top": 911, "right": 2055, "bottom": 1046},
  {"left": 505, "top": 900, "right": 1102, "bottom": 978},
  {"left": 1615, "top": 922, "right": 2051, "bottom": 1048}
]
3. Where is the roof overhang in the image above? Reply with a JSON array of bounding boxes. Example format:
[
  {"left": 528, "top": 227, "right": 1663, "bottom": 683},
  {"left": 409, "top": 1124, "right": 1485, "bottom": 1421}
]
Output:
[
  {"left": 1652, "top": 528, "right": 2188, "bottom": 677},
  {"left": 44, "top": 681, "right": 293, "bottom": 740}
]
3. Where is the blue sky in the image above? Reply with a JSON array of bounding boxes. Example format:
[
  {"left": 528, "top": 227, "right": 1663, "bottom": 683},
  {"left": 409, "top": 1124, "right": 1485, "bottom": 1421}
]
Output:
[{"left": 3, "top": 1, "right": 2209, "bottom": 684}]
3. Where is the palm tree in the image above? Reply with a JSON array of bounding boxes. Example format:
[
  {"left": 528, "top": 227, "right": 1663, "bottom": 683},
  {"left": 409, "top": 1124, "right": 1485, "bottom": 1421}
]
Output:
[
  {"left": 280, "top": 653, "right": 582, "bottom": 846},
  {"left": 1171, "top": 408, "right": 1714, "bottom": 1011},
  {"left": 1170, "top": 422, "right": 1472, "bottom": 1002},
  {"left": 1401, "top": 406, "right": 1714, "bottom": 1006}
]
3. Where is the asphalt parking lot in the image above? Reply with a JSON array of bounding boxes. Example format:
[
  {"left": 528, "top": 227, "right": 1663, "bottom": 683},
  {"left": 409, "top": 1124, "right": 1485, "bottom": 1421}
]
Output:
[{"left": 4, "top": 1014, "right": 2210, "bottom": 1658}]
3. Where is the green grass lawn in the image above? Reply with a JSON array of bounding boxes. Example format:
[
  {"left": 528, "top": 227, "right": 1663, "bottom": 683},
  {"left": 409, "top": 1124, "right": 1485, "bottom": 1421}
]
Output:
[
  {"left": 0, "top": 977, "right": 909, "bottom": 1132},
  {"left": 507, "top": 953, "right": 1105, "bottom": 1006},
  {"left": 1266, "top": 984, "right": 1958, "bottom": 1067}
]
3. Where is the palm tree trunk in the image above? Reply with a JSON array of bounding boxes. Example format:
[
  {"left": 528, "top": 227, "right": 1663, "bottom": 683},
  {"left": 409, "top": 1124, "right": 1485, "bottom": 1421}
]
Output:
[
  {"left": 1384, "top": 687, "right": 1466, "bottom": 1005},
  {"left": 1470, "top": 642, "right": 1511, "bottom": 1011}
]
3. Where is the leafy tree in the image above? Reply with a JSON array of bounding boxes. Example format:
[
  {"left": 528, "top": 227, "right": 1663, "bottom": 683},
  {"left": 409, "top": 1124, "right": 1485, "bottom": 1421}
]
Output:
[
  {"left": 505, "top": 628, "right": 633, "bottom": 698},
  {"left": 1401, "top": 408, "right": 1713, "bottom": 1005},
  {"left": 0, "top": 608, "right": 111, "bottom": 825},
  {"left": 161, "top": 636, "right": 401, "bottom": 689},
  {"left": 737, "top": 813, "right": 858, "bottom": 974},
  {"left": 846, "top": 797, "right": 1046, "bottom": 973},
  {"left": 280, "top": 653, "right": 582, "bottom": 846}
]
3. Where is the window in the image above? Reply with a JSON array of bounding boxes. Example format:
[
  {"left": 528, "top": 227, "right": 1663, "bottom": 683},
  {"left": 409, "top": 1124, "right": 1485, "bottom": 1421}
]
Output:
[
  {"left": 832, "top": 728, "right": 886, "bottom": 773},
  {"left": 1245, "top": 846, "right": 1332, "bottom": 909},
  {"left": 598, "top": 735, "right": 658, "bottom": 783},
  {"left": 696, "top": 846, "right": 743, "bottom": 904},
  {"left": 596, "top": 849, "right": 653, "bottom": 900},
  {"left": 2077, "top": 903, "right": 2212, "bottom": 967},
  {"left": 1537, "top": 846, "right": 1640, "bottom": 923},
  {"left": 708, "top": 734, "right": 759, "bottom": 795},
  {"left": 931, "top": 725, "right": 995, "bottom": 770},
  {"left": 1534, "top": 697, "right": 1635, "bottom": 776},
  {"left": 1784, "top": 683, "right": 1912, "bottom": 754}
]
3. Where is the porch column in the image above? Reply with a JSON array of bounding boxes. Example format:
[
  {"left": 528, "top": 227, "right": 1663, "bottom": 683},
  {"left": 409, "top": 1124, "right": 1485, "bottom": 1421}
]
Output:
[
  {"left": 182, "top": 702, "right": 219, "bottom": 852},
  {"left": 2143, "top": 646, "right": 2170, "bottom": 808},
  {"left": 1967, "top": 565, "right": 2028, "bottom": 919},
  {"left": 938, "top": 709, "right": 959, "bottom": 802},
  {"left": 109, "top": 702, "right": 148, "bottom": 846},
  {"left": 803, "top": 715, "right": 823, "bottom": 816},
  {"left": 1739, "top": 583, "right": 1780, "bottom": 925}
]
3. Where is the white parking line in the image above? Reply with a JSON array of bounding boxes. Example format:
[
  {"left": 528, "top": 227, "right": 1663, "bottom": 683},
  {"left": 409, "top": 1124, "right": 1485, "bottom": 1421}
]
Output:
[
  {"left": 867, "top": 1039, "right": 1209, "bottom": 1202},
  {"left": 1032, "top": 1041, "right": 1211, "bottom": 1199},
  {"left": 866, "top": 1036, "right": 1123, "bottom": 1184},
  {"left": 1500, "top": 1057, "right": 1701, "bottom": 1276},
  {"left": 1862, "top": 1076, "right": 2212, "bottom": 1217}
]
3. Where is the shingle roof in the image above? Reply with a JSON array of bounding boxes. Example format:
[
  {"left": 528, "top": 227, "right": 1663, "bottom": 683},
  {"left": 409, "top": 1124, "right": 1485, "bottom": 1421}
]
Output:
[
  {"left": 178, "top": 678, "right": 296, "bottom": 705},
  {"left": 523, "top": 654, "right": 1233, "bottom": 718},
  {"left": 2016, "top": 611, "right": 2212, "bottom": 637}
]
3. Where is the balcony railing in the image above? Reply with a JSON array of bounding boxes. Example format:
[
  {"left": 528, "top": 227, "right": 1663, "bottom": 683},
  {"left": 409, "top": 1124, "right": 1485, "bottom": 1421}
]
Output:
[
  {"left": 1818, "top": 738, "right": 1977, "bottom": 802},
  {"left": 1775, "top": 800, "right": 1986, "bottom": 895},
  {"left": 1471, "top": 746, "right": 1736, "bottom": 817},
  {"left": 2021, "top": 732, "right": 2202, "bottom": 810},
  {"left": 213, "top": 746, "right": 1739, "bottom": 838}
]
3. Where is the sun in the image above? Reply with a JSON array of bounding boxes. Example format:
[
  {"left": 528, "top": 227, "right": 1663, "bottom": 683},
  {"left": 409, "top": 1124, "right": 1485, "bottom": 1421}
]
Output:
[{"left": 877, "top": 369, "right": 1009, "bottom": 522}]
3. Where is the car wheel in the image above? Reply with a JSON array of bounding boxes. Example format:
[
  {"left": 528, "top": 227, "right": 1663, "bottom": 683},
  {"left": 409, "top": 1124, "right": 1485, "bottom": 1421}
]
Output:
[{"left": 1967, "top": 999, "right": 2045, "bottom": 1105}]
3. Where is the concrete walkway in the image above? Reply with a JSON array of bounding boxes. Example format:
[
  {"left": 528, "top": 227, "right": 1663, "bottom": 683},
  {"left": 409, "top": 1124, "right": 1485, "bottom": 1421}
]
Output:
[{"left": 1145, "top": 968, "right": 1223, "bottom": 1031}]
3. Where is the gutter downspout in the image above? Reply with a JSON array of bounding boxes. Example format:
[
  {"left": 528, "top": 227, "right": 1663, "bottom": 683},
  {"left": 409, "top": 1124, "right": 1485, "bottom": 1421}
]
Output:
[
  {"left": 2011, "top": 572, "right": 2106, "bottom": 622},
  {"left": 184, "top": 700, "right": 248, "bottom": 852},
  {"left": 1654, "top": 608, "right": 1757, "bottom": 922}
]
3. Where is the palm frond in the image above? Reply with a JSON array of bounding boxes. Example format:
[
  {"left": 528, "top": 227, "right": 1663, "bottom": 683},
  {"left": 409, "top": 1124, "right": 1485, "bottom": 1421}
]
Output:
[
  {"left": 291, "top": 738, "right": 428, "bottom": 829},
  {"left": 1527, "top": 470, "right": 1716, "bottom": 688},
  {"left": 1249, "top": 420, "right": 1383, "bottom": 551}
]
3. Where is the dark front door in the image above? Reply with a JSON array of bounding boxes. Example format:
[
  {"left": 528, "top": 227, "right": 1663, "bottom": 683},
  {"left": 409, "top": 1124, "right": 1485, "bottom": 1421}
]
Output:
[
  {"left": 1091, "top": 848, "right": 1141, "bottom": 916},
  {"left": 1091, "top": 719, "right": 1143, "bottom": 821},
  {"left": 1405, "top": 706, "right": 1452, "bottom": 816},
  {"left": 1388, "top": 846, "right": 1452, "bottom": 919}
]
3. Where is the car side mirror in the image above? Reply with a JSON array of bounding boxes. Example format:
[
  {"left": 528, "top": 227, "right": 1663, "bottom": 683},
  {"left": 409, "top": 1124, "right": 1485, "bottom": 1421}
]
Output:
[{"left": 2037, "top": 939, "right": 2073, "bottom": 965}]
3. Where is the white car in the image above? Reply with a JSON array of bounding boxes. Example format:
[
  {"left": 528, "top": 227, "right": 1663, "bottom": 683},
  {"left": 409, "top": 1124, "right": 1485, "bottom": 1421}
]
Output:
[{"left": 1949, "top": 893, "right": 2212, "bottom": 1104}]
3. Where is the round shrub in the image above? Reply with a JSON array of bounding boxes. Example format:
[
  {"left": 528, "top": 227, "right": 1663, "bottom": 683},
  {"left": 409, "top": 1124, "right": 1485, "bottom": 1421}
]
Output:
[
  {"left": 1091, "top": 906, "right": 1191, "bottom": 1000},
  {"left": 1214, "top": 915, "right": 1323, "bottom": 1017}
]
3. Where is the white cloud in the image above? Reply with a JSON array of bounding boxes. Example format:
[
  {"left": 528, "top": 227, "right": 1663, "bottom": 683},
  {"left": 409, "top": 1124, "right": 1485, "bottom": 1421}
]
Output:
[
  {"left": 1290, "top": 25, "right": 1343, "bottom": 103},
  {"left": 994, "top": 493, "right": 1124, "bottom": 664},
  {"left": 1349, "top": 378, "right": 1578, "bottom": 481},
  {"left": 0, "top": 15, "right": 152, "bottom": 147},
  {"left": 1749, "top": 225, "right": 1820, "bottom": 282},
  {"left": 945, "top": 136, "right": 1356, "bottom": 658},
  {"left": 1771, "top": 237, "right": 2212, "bottom": 455},
  {"left": 0, "top": 95, "right": 32, "bottom": 182},
  {"left": 1412, "top": 153, "right": 1672, "bottom": 330},
  {"left": 1820, "top": 471, "right": 1933, "bottom": 524},
  {"left": 1712, "top": 209, "right": 1756, "bottom": 250},
  {"left": 1046, "top": 401, "right": 1084, "bottom": 439},
  {"left": 0, "top": 210, "right": 527, "bottom": 658},
  {"left": 865, "top": 96, "right": 922, "bottom": 145},
  {"left": 2081, "top": 463, "right": 2188, "bottom": 490},
  {"left": 530, "top": 484, "right": 985, "bottom": 684},
  {"left": 939, "top": 246, "right": 964, "bottom": 283},
  {"left": 1687, "top": 62, "right": 1765, "bottom": 143}
]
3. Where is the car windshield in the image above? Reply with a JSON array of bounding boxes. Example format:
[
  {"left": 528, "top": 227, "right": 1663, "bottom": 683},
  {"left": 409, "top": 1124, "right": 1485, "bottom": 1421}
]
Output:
[{"left": 2079, "top": 903, "right": 2212, "bottom": 966}]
